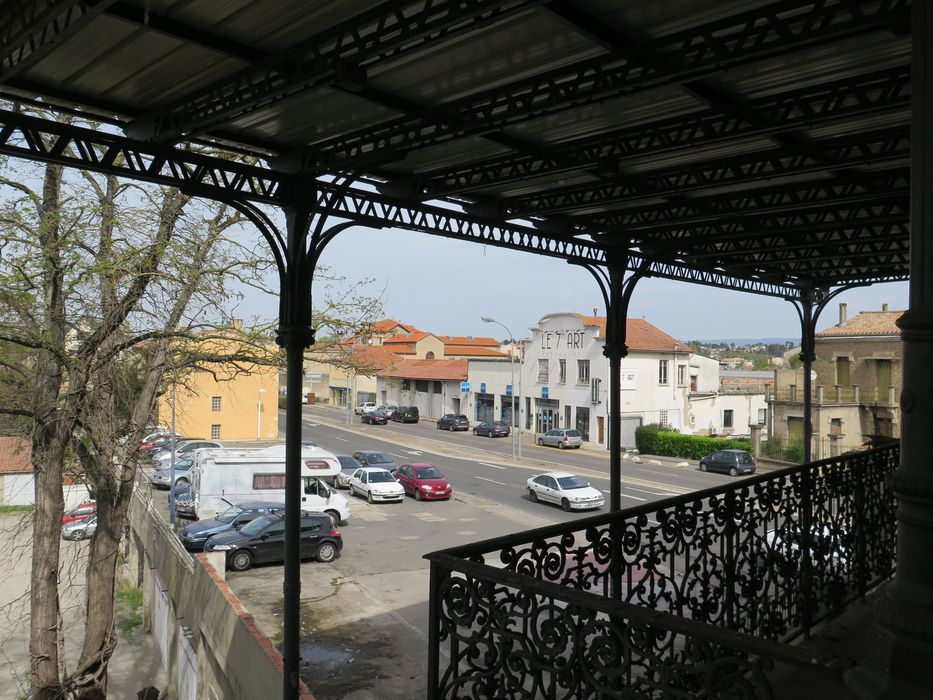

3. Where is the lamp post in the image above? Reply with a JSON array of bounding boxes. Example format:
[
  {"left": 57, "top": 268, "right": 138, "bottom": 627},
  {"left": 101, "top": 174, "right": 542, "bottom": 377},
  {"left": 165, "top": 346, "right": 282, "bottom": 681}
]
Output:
[
  {"left": 482, "top": 316, "right": 521, "bottom": 460},
  {"left": 257, "top": 387, "right": 266, "bottom": 440},
  {"left": 168, "top": 382, "right": 177, "bottom": 526}
]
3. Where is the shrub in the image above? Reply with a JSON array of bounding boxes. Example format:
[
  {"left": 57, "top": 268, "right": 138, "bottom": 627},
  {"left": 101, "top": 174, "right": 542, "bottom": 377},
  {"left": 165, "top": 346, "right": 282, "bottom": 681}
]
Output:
[
  {"left": 278, "top": 396, "right": 287, "bottom": 410},
  {"left": 635, "top": 424, "right": 752, "bottom": 460}
]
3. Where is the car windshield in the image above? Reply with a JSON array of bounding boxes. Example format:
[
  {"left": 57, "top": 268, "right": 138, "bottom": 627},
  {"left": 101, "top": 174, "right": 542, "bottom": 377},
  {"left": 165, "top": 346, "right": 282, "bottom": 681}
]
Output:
[
  {"left": 415, "top": 467, "right": 442, "bottom": 479},
  {"left": 369, "top": 471, "right": 396, "bottom": 483},
  {"left": 239, "top": 515, "right": 277, "bottom": 536},
  {"left": 737, "top": 452, "right": 754, "bottom": 464},
  {"left": 367, "top": 453, "right": 392, "bottom": 464},
  {"left": 216, "top": 506, "right": 244, "bottom": 524},
  {"left": 556, "top": 476, "right": 589, "bottom": 490}
]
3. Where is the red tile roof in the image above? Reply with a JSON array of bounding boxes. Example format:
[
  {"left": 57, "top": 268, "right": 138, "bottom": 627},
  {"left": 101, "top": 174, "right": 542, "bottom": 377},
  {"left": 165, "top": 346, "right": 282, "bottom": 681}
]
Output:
[
  {"left": 376, "top": 359, "right": 468, "bottom": 381},
  {"left": 817, "top": 310, "right": 903, "bottom": 337},
  {"left": 383, "top": 332, "right": 431, "bottom": 344},
  {"left": 444, "top": 347, "right": 508, "bottom": 357},
  {"left": 0, "top": 437, "right": 32, "bottom": 473},
  {"left": 368, "top": 319, "right": 419, "bottom": 334},
  {"left": 574, "top": 315, "right": 687, "bottom": 352},
  {"left": 438, "top": 335, "right": 500, "bottom": 347}
]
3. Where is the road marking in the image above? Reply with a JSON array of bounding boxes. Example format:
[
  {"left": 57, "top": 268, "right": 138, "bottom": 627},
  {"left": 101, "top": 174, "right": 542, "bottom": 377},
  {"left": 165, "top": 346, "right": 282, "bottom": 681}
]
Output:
[
  {"left": 602, "top": 489, "right": 646, "bottom": 501},
  {"left": 627, "top": 485, "right": 677, "bottom": 496},
  {"left": 403, "top": 450, "right": 424, "bottom": 455},
  {"left": 399, "top": 535, "right": 419, "bottom": 540},
  {"left": 478, "top": 462, "right": 507, "bottom": 470},
  {"left": 331, "top": 436, "right": 348, "bottom": 442},
  {"left": 304, "top": 422, "right": 319, "bottom": 427},
  {"left": 458, "top": 530, "right": 477, "bottom": 536},
  {"left": 474, "top": 475, "right": 506, "bottom": 486},
  {"left": 459, "top": 517, "right": 477, "bottom": 522}
]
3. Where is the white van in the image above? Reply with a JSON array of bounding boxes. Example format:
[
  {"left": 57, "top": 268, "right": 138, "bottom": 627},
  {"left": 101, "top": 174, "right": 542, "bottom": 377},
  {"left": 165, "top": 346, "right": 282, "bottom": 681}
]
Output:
[{"left": 190, "top": 444, "right": 351, "bottom": 526}]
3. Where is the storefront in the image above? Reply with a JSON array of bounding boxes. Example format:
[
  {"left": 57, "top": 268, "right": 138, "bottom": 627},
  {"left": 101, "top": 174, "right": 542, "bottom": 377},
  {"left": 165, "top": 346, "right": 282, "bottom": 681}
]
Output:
[
  {"left": 475, "top": 393, "right": 495, "bottom": 422},
  {"left": 535, "top": 398, "right": 560, "bottom": 433}
]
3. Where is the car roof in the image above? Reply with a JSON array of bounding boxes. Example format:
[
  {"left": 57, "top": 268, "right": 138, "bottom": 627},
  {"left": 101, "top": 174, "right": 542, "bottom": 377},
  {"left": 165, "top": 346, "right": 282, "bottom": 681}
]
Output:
[
  {"left": 355, "top": 450, "right": 387, "bottom": 456},
  {"left": 359, "top": 466, "right": 394, "bottom": 473},
  {"left": 234, "top": 501, "right": 286, "bottom": 509},
  {"left": 401, "top": 462, "right": 436, "bottom": 469},
  {"left": 538, "top": 471, "right": 577, "bottom": 479},
  {"left": 721, "top": 449, "right": 750, "bottom": 454}
]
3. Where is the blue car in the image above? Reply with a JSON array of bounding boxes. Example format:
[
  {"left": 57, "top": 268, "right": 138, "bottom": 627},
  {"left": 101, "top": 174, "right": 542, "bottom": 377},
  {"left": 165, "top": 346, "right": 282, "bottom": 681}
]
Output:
[{"left": 179, "top": 501, "right": 284, "bottom": 551}]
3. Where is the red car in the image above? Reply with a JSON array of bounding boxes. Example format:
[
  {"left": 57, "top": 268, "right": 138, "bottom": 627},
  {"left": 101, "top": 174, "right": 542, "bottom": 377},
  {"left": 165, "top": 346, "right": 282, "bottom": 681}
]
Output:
[
  {"left": 62, "top": 501, "right": 96, "bottom": 524},
  {"left": 394, "top": 463, "right": 452, "bottom": 501}
]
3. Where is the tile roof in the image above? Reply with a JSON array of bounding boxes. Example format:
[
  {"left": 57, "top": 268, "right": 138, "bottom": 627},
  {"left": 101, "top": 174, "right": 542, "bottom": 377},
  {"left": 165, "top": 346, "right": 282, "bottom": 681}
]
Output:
[
  {"left": 573, "top": 315, "right": 687, "bottom": 352},
  {"left": 383, "top": 332, "right": 431, "bottom": 343},
  {"left": 376, "top": 359, "right": 468, "bottom": 381},
  {"left": 368, "top": 319, "right": 419, "bottom": 334},
  {"left": 444, "top": 347, "right": 508, "bottom": 357},
  {"left": 438, "top": 336, "right": 500, "bottom": 347},
  {"left": 0, "top": 437, "right": 32, "bottom": 473},
  {"left": 817, "top": 310, "right": 904, "bottom": 337}
]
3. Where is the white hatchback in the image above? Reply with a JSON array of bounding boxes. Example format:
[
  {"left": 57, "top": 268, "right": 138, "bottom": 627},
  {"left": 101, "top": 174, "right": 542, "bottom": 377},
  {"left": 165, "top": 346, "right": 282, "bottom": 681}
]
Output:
[
  {"left": 348, "top": 467, "right": 405, "bottom": 503},
  {"left": 527, "top": 471, "right": 605, "bottom": 511}
]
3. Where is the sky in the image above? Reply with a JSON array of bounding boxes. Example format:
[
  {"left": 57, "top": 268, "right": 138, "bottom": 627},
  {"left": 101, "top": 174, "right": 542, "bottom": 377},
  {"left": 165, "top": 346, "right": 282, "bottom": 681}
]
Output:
[{"left": 233, "top": 221, "right": 910, "bottom": 345}]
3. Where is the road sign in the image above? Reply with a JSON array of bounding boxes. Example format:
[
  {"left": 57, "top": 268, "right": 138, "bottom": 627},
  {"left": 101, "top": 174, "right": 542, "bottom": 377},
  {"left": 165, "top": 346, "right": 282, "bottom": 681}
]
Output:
[{"left": 460, "top": 381, "right": 470, "bottom": 393}]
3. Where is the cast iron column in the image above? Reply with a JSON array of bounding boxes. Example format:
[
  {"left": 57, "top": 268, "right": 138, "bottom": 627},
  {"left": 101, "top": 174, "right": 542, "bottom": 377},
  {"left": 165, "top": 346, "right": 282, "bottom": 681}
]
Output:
[
  {"left": 878, "top": 0, "right": 933, "bottom": 693},
  {"left": 799, "top": 295, "right": 816, "bottom": 464}
]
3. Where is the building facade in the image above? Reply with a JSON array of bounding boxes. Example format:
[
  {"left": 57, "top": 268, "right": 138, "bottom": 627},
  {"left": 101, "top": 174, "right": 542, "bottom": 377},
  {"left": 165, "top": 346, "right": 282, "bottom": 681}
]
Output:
[{"left": 768, "top": 304, "right": 902, "bottom": 458}]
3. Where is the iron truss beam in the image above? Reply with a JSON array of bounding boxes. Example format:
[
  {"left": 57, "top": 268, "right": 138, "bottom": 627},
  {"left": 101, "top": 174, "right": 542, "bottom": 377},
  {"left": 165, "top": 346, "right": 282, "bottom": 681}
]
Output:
[
  {"left": 0, "top": 106, "right": 807, "bottom": 300},
  {"left": 513, "top": 126, "right": 910, "bottom": 216},
  {"left": 411, "top": 58, "right": 910, "bottom": 199},
  {"left": 0, "top": 0, "right": 118, "bottom": 82},
  {"left": 588, "top": 168, "right": 910, "bottom": 229},
  {"left": 127, "top": 0, "right": 539, "bottom": 142},
  {"left": 308, "top": 0, "right": 908, "bottom": 170}
]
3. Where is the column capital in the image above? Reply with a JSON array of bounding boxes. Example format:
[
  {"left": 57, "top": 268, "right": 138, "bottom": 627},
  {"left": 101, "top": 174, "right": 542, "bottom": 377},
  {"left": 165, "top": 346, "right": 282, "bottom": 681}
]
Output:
[
  {"left": 276, "top": 325, "right": 315, "bottom": 349},
  {"left": 602, "top": 341, "right": 628, "bottom": 360},
  {"left": 896, "top": 310, "right": 933, "bottom": 341}
]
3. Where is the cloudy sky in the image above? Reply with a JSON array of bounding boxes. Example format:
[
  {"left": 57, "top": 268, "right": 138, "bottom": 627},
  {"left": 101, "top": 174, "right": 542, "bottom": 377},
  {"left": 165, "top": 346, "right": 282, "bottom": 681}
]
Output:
[{"left": 235, "top": 221, "right": 909, "bottom": 344}]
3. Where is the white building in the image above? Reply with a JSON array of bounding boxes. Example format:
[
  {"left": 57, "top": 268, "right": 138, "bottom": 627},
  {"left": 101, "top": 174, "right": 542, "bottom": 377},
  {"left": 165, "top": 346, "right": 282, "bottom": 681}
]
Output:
[{"left": 507, "top": 313, "right": 765, "bottom": 448}]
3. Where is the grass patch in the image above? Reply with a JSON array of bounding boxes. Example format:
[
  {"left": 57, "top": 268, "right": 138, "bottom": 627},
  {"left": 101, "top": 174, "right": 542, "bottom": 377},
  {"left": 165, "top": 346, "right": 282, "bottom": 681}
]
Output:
[
  {"left": 0, "top": 504, "right": 32, "bottom": 513},
  {"left": 115, "top": 581, "right": 143, "bottom": 636}
]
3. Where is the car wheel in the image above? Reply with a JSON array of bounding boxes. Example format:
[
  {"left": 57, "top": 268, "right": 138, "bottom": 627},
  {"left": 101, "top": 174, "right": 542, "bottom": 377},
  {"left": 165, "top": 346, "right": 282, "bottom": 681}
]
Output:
[
  {"left": 325, "top": 510, "right": 340, "bottom": 527},
  {"left": 71, "top": 529, "right": 87, "bottom": 541},
  {"left": 529, "top": 489, "right": 538, "bottom": 503},
  {"left": 367, "top": 491, "right": 374, "bottom": 504},
  {"left": 316, "top": 542, "right": 337, "bottom": 563},
  {"left": 176, "top": 477, "right": 189, "bottom": 485},
  {"left": 537, "top": 438, "right": 544, "bottom": 446},
  {"left": 415, "top": 490, "right": 422, "bottom": 501},
  {"left": 449, "top": 425, "right": 454, "bottom": 432},
  {"left": 729, "top": 467, "right": 738, "bottom": 477},
  {"left": 229, "top": 550, "right": 253, "bottom": 572},
  {"left": 557, "top": 442, "right": 564, "bottom": 449},
  {"left": 473, "top": 429, "right": 478, "bottom": 435},
  {"left": 488, "top": 432, "right": 493, "bottom": 438},
  {"left": 699, "top": 463, "right": 707, "bottom": 472},
  {"left": 561, "top": 498, "right": 571, "bottom": 512}
]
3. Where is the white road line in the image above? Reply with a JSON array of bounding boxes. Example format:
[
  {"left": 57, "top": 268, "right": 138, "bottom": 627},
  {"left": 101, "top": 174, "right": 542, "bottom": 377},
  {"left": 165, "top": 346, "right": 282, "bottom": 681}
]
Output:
[
  {"left": 478, "top": 462, "right": 507, "bottom": 470},
  {"left": 602, "top": 490, "right": 647, "bottom": 501},
  {"left": 626, "top": 485, "right": 677, "bottom": 496},
  {"left": 390, "top": 453, "right": 408, "bottom": 459},
  {"left": 474, "top": 475, "right": 506, "bottom": 486},
  {"left": 331, "top": 436, "right": 348, "bottom": 441}
]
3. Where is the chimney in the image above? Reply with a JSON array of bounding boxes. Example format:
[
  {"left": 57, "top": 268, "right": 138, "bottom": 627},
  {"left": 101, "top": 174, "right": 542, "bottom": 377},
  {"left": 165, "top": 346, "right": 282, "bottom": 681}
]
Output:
[
  {"left": 882, "top": 303, "right": 889, "bottom": 311},
  {"left": 839, "top": 303, "right": 847, "bottom": 325},
  {"left": 593, "top": 308, "right": 598, "bottom": 316}
]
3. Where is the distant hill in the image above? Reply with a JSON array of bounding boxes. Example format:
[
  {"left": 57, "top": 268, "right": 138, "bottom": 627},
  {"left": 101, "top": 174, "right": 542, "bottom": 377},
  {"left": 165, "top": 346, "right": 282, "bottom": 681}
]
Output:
[{"left": 692, "top": 337, "right": 799, "bottom": 345}]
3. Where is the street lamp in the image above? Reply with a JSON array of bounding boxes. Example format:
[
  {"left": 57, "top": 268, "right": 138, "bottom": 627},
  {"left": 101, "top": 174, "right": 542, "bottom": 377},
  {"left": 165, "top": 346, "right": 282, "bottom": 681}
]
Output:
[
  {"left": 257, "top": 387, "right": 266, "bottom": 440},
  {"left": 482, "top": 316, "right": 522, "bottom": 460}
]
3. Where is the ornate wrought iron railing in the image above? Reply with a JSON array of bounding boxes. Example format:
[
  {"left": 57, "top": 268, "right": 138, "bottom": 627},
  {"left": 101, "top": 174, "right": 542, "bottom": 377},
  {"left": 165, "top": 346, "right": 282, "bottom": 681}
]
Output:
[{"left": 425, "top": 444, "right": 898, "bottom": 698}]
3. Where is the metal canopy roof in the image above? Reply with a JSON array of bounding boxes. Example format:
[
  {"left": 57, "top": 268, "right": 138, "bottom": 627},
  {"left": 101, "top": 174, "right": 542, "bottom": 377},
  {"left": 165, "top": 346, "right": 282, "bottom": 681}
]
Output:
[{"left": 0, "top": 0, "right": 912, "bottom": 299}]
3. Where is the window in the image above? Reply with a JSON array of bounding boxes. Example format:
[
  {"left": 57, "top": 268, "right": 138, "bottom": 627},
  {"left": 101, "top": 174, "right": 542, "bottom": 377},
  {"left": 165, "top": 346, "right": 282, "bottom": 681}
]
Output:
[
  {"left": 659, "top": 409, "right": 669, "bottom": 427},
  {"left": 658, "top": 360, "right": 669, "bottom": 385},
  {"left": 723, "top": 409, "right": 734, "bottom": 428},
  {"left": 677, "top": 365, "right": 686, "bottom": 386},
  {"left": 558, "top": 359, "right": 566, "bottom": 383},
  {"left": 210, "top": 424, "right": 221, "bottom": 439},
  {"left": 830, "top": 418, "right": 843, "bottom": 435},
  {"left": 836, "top": 357, "right": 851, "bottom": 386},
  {"left": 425, "top": 351, "right": 435, "bottom": 359},
  {"left": 415, "top": 379, "right": 429, "bottom": 392},
  {"left": 433, "top": 381, "right": 442, "bottom": 393},
  {"left": 577, "top": 360, "right": 590, "bottom": 384},
  {"left": 758, "top": 408, "right": 767, "bottom": 425},
  {"left": 253, "top": 473, "right": 285, "bottom": 490},
  {"left": 401, "top": 379, "right": 411, "bottom": 391},
  {"left": 211, "top": 396, "right": 221, "bottom": 411},
  {"left": 537, "top": 359, "right": 549, "bottom": 383}
]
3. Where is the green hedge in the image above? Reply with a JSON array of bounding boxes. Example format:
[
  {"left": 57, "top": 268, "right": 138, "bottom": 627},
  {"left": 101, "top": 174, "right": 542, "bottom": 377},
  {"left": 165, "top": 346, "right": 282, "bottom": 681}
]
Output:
[{"left": 635, "top": 424, "right": 752, "bottom": 460}]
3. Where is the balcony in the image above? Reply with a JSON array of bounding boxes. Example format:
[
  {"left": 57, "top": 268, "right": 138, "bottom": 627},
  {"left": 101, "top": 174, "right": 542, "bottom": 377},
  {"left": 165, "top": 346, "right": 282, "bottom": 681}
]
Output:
[
  {"left": 425, "top": 445, "right": 897, "bottom": 697},
  {"left": 770, "top": 385, "right": 898, "bottom": 406}
]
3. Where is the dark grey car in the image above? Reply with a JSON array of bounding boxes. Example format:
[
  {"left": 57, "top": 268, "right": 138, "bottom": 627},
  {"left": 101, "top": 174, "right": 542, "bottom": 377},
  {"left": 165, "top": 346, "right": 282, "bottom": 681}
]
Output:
[
  {"left": 698, "top": 449, "right": 756, "bottom": 477},
  {"left": 179, "top": 501, "right": 285, "bottom": 551},
  {"left": 473, "top": 421, "right": 510, "bottom": 437},
  {"left": 436, "top": 414, "right": 469, "bottom": 431}
]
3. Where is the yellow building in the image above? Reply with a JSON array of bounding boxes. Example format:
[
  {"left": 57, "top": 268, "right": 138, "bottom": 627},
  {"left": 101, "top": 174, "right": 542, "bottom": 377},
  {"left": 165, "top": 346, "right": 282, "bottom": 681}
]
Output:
[{"left": 157, "top": 331, "right": 280, "bottom": 441}]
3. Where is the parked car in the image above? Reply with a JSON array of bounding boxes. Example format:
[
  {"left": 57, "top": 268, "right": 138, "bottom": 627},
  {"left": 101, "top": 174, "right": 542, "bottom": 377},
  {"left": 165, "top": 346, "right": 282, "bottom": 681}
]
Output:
[
  {"left": 334, "top": 455, "right": 362, "bottom": 489},
  {"left": 390, "top": 406, "right": 419, "bottom": 423},
  {"left": 175, "top": 494, "right": 197, "bottom": 519},
  {"left": 148, "top": 458, "right": 194, "bottom": 489},
  {"left": 61, "top": 501, "right": 97, "bottom": 524},
  {"left": 526, "top": 472, "right": 605, "bottom": 511},
  {"left": 352, "top": 450, "right": 397, "bottom": 473},
  {"left": 360, "top": 409, "right": 388, "bottom": 425},
  {"left": 151, "top": 439, "right": 223, "bottom": 464},
  {"left": 139, "top": 434, "right": 183, "bottom": 452},
  {"left": 204, "top": 511, "right": 342, "bottom": 571},
  {"left": 698, "top": 449, "right": 757, "bottom": 477},
  {"left": 473, "top": 420, "right": 510, "bottom": 438},
  {"left": 354, "top": 401, "right": 376, "bottom": 415},
  {"left": 62, "top": 514, "right": 98, "bottom": 541},
  {"left": 376, "top": 404, "right": 398, "bottom": 418},
  {"left": 395, "top": 463, "right": 452, "bottom": 501},
  {"left": 536, "top": 428, "right": 583, "bottom": 449},
  {"left": 179, "top": 501, "right": 285, "bottom": 551},
  {"left": 348, "top": 467, "right": 405, "bottom": 503},
  {"left": 436, "top": 414, "right": 469, "bottom": 431},
  {"left": 759, "top": 522, "right": 851, "bottom": 570}
]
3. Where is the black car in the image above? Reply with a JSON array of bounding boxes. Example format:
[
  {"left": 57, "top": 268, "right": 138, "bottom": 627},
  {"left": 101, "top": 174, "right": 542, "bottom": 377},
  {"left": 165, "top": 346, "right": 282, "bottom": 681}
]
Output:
[
  {"left": 352, "top": 450, "right": 398, "bottom": 473},
  {"left": 179, "top": 501, "right": 285, "bottom": 551},
  {"left": 473, "top": 420, "right": 510, "bottom": 438},
  {"left": 391, "top": 406, "right": 419, "bottom": 423},
  {"left": 361, "top": 409, "right": 388, "bottom": 425},
  {"left": 204, "top": 511, "right": 342, "bottom": 571},
  {"left": 698, "top": 449, "right": 757, "bottom": 477},
  {"left": 437, "top": 413, "right": 469, "bottom": 431}
]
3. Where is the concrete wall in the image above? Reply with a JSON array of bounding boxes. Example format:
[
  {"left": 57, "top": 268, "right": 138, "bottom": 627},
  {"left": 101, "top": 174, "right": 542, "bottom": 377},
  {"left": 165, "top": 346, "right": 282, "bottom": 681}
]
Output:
[{"left": 126, "top": 491, "right": 314, "bottom": 699}]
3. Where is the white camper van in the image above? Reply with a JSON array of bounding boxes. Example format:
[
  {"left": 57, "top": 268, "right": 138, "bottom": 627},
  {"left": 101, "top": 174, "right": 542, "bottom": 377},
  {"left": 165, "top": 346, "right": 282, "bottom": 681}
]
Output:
[{"left": 190, "top": 444, "right": 351, "bottom": 526}]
